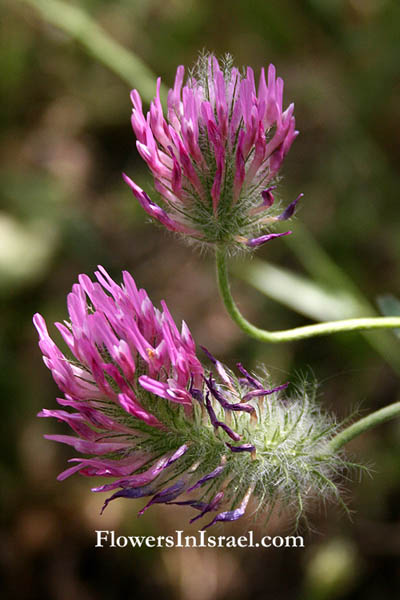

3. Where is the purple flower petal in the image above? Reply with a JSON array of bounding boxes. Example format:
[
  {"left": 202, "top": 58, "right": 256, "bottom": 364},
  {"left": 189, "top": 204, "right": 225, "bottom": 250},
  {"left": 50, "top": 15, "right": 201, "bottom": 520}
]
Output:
[
  {"left": 165, "top": 444, "right": 189, "bottom": 467},
  {"left": 92, "top": 446, "right": 187, "bottom": 494},
  {"left": 187, "top": 465, "right": 226, "bottom": 492},
  {"left": 241, "top": 382, "right": 289, "bottom": 402},
  {"left": 138, "top": 480, "right": 186, "bottom": 516},
  {"left": 59, "top": 455, "right": 150, "bottom": 480},
  {"left": 246, "top": 231, "right": 292, "bottom": 248},
  {"left": 118, "top": 393, "right": 164, "bottom": 429},
  {"left": 205, "top": 375, "right": 255, "bottom": 415},
  {"left": 261, "top": 186, "right": 276, "bottom": 208},
  {"left": 201, "top": 485, "right": 254, "bottom": 530},
  {"left": 123, "top": 173, "right": 197, "bottom": 235},
  {"left": 139, "top": 375, "right": 193, "bottom": 406},
  {"left": 276, "top": 193, "right": 303, "bottom": 221},
  {"left": 100, "top": 485, "right": 155, "bottom": 515},
  {"left": 91, "top": 458, "right": 170, "bottom": 493},
  {"left": 189, "top": 377, "right": 204, "bottom": 403},
  {"left": 38, "top": 409, "right": 100, "bottom": 441},
  {"left": 225, "top": 443, "right": 255, "bottom": 453},
  {"left": 200, "top": 346, "right": 233, "bottom": 386},
  {"left": 205, "top": 393, "right": 241, "bottom": 442},
  {"left": 190, "top": 491, "right": 224, "bottom": 523},
  {"left": 167, "top": 499, "right": 208, "bottom": 509},
  {"left": 43, "top": 435, "right": 130, "bottom": 455},
  {"left": 236, "top": 363, "right": 263, "bottom": 389},
  {"left": 202, "top": 506, "right": 246, "bottom": 529}
]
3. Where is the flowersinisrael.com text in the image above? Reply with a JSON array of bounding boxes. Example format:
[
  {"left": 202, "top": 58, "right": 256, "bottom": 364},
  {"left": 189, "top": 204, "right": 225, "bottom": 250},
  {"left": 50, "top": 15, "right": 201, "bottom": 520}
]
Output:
[{"left": 95, "top": 530, "right": 305, "bottom": 549}]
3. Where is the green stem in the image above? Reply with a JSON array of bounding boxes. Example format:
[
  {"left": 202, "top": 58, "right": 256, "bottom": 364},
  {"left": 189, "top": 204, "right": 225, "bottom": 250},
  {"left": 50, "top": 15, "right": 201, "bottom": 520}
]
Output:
[
  {"left": 326, "top": 402, "right": 400, "bottom": 453},
  {"left": 20, "top": 0, "right": 166, "bottom": 103},
  {"left": 216, "top": 247, "right": 400, "bottom": 343}
]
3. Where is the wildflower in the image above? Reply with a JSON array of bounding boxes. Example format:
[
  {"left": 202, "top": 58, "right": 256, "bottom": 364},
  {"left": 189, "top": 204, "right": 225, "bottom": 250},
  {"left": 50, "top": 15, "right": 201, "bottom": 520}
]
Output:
[
  {"left": 35, "top": 267, "right": 350, "bottom": 528},
  {"left": 125, "top": 53, "right": 301, "bottom": 252}
]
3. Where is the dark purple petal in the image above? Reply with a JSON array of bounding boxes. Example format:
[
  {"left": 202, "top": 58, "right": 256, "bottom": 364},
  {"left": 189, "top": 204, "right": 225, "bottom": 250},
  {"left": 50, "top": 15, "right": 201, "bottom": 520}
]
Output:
[
  {"left": 201, "top": 486, "right": 253, "bottom": 530},
  {"left": 190, "top": 491, "right": 224, "bottom": 523},
  {"left": 246, "top": 231, "right": 292, "bottom": 248},
  {"left": 202, "top": 507, "right": 245, "bottom": 529},
  {"left": 241, "top": 382, "right": 289, "bottom": 402},
  {"left": 205, "top": 393, "right": 241, "bottom": 442},
  {"left": 189, "top": 377, "right": 204, "bottom": 403},
  {"left": 187, "top": 465, "right": 226, "bottom": 492},
  {"left": 201, "top": 484, "right": 254, "bottom": 530},
  {"left": 138, "top": 480, "right": 186, "bottom": 516},
  {"left": 200, "top": 346, "right": 233, "bottom": 386},
  {"left": 100, "top": 485, "right": 155, "bottom": 515},
  {"left": 205, "top": 375, "right": 254, "bottom": 415},
  {"left": 236, "top": 363, "right": 263, "bottom": 389},
  {"left": 200, "top": 345, "right": 219, "bottom": 366},
  {"left": 276, "top": 193, "right": 303, "bottom": 221},
  {"left": 167, "top": 500, "right": 209, "bottom": 509},
  {"left": 225, "top": 443, "right": 255, "bottom": 453}
]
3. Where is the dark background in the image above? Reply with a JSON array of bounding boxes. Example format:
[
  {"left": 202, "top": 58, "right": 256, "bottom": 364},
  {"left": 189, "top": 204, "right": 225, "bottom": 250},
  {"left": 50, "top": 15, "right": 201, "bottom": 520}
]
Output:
[{"left": 1, "top": 1, "right": 400, "bottom": 598}]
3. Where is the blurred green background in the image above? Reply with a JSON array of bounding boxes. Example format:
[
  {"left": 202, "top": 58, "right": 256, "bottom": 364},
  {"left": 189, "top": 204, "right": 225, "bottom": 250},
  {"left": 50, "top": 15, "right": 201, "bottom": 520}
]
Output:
[{"left": 1, "top": 0, "right": 400, "bottom": 598}]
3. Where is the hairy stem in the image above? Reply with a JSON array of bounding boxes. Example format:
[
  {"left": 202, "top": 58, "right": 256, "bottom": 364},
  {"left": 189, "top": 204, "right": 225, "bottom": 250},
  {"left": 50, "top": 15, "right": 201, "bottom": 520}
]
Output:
[
  {"left": 216, "top": 247, "right": 400, "bottom": 343},
  {"left": 325, "top": 402, "right": 400, "bottom": 453}
]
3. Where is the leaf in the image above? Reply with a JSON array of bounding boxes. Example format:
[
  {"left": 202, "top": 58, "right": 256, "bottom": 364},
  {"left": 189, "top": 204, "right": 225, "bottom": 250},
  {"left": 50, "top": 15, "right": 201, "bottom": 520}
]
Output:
[{"left": 236, "top": 258, "right": 359, "bottom": 322}]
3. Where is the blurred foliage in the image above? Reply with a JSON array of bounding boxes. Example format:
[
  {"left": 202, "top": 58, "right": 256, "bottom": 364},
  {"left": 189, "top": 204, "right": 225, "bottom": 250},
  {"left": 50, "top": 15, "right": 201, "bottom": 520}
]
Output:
[{"left": 1, "top": 0, "right": 400, "bottom": 598}]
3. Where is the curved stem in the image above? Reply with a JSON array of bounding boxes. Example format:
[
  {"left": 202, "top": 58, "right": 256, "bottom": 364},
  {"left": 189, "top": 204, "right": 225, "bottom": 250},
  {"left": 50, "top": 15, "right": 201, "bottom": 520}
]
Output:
[
  {"left": 325, "top": 402, "right": 400, "bottom": 453},
  {"left": 216, "top": 247, "right": 400, "bottom": 343}
]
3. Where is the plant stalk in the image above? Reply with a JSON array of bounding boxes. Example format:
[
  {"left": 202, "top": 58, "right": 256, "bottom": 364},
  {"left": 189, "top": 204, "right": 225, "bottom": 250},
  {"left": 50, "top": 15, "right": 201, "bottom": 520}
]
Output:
[
  {"left": 216, "top": 247, "right": 400, "bottom": 343},
  {"left": 325, "top": 402, "right": 400, "bottom": 453}
]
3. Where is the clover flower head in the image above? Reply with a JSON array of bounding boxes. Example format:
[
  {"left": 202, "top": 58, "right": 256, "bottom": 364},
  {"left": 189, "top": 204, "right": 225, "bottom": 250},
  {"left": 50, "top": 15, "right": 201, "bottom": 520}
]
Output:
[
  {"left": 35, "top": 267, "right": 351, "bottom": 529},
  {"left": 125, "top": 53, "right": 301, "bottom": 252}
]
